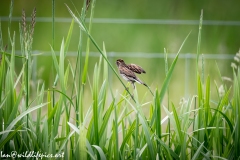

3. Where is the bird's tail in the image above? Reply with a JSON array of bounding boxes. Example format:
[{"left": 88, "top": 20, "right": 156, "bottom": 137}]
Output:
[
  {"left": 135, "top": 77, "right": 145, "bottom": 85},
  {"left": 136, "top": 78, "right": 154, "bottom": 96}
]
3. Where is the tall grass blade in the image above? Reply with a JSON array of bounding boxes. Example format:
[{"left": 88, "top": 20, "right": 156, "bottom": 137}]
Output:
[
  {"left": 154, "top": 89, "right": 162, "bottom": 155},
  {"left": 113, "top": 118, "right": 120, "bottom": 160},
  {"left": 233, "top": 68, "right": 240, "bottom": 158},
  {"left": 193, "top": 11, "right": 203, "bottom": 155},
  {"left": 65, "top": 4, "right": 86, "bottom": 33},
  {"left": 204, "top": 75, "right": 211, "bottom": 145},
  {"left": 7, "top": 0, "right": 14, "bottom": 46},
  {"left": 122, "top": 95, "right": 156, "bottom": 159},
  {"left": 159, "top": 31, "right": 191, "bottom": 105},
  {"left": 92, "top": 145, "right": 107, "bottom": 160},
  {"left": 120, "top": 120, "right": 136, "bottom": 152},
  {"left": 79, "top": 125, "right": 87, "bottom": 160},
  {"left": 196, "top": 9, "right": 203, "bottom": 72},
  {"left": 0, "top": 102, "right": 48, "bottom": 145},
  {"left": 52, "top": 0, "right": 55, "bottom": 49},
  {"left": 192, "top": 142, "right": 204, "bottom": 160},
  {"left": 82, "top": 0, "right": 96, "bottom": 84},
  {"left": 56, "top": 130, "right": 75, "bottom": 155},
  {"left": 0, "top": 124, "right": 23, "bottom": 150},
  {"left": 0, "top": 22, "right": 3, "bottom": 48},
  {"left": 99, "top": 101, "right": 114, "bottom": 138},
  {"left": 93, "top": 64, "right": 99, "bottom": 145}
]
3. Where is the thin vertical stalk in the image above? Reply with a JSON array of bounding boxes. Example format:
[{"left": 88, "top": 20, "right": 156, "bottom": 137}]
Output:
[
  {"left": 8, "top": 0, "right": 14, "bottom": 49},
  {"left": 193, "top": 10, "right": 203, "bottom": 158},
  {"left": 21, "top": 8, "right": 30, "bottom": 129},
  {"left": 78, "top": 0, "right": 88, "bottom": 124},
  {"left": 155, "top": 90, "right": 162, "bottom": 156},
  {"left": 201, "top": 54, "right": 205, "bottom": 84},
  {"left": 70, "top": 33, "right": 81, "bottom": 125},
  {"left": 114, "top": 101, "right": 119, "bottom": 160},
  {"left": 52, "top": 0, "right": 55, "bottom": 49},
  {"left": 82, "top": 0, "right": 94, "bottom": 85},
  {"left": 233, "top": 69, "right": 240, "bottom": 158},
  {"left": 134, "top": 113, "right": 139, "bottom": 159},
  {"left": 52, "top": 0, "right": 55, "bottom": 124},
  {"left": 164, "top": 48, "right": 170, "bottom": 147},
  {"left": 26, "top": 56, "right": 29, "bottom": 128},
  {"left": 184, "top": 54, "right": 190, "bottom": 97},
  {"left": 77, "top": 25, "right": 83, "bottom": 124},
  {"left": 196, "top": 10, "right": 203, "bottom": 73},
  {"left": 82, "top": 0, "right": 97, "bottom": 129}
]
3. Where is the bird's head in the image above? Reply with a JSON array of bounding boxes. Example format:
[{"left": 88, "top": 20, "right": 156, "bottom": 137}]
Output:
[{"left": 116, "top": 59, "right": 125, "bottom": 66}]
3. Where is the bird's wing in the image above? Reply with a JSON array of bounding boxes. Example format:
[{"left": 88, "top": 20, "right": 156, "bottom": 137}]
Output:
[
  {"left": 128, "top": 64, "right": 146, "bottom": 74},
  {"left": 119, "top": 66, "right": 137, "bottom": 79}
]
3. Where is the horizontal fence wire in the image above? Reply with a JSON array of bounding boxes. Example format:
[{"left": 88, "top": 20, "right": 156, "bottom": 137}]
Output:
[
  {"left": 3, "top": 16, "right": 237, "bottom": 60},
  {"left": 1, "top": 16, "right": 240, "bottom": 26},
  {"left": 25, "top": 51, "right": 234, "bottom": 60}
]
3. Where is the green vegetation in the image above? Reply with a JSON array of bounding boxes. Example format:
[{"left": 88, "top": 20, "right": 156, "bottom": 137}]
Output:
[{"left": 0, "top": 1, "right": 240, "bottom": 159}]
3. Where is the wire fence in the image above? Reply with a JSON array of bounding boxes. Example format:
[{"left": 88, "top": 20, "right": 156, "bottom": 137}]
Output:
[
  {"left": 2, "top": 16, "right": 236, "bottom": 97},
  {"left": 1, "top": 16, "right": 240, "bottom": 26}
]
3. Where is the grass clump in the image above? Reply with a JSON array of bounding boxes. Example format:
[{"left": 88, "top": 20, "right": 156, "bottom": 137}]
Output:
[{"left": 0, "top": 0, "right": 240, "bottom": 159}]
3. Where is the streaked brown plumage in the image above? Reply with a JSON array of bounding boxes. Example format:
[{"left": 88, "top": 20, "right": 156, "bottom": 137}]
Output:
[
  {"left": 116, "top": 59, "right": 147, "bottom": 89},
  {"left": 127, "top": 63, "right": 146, "bottom": 74}
]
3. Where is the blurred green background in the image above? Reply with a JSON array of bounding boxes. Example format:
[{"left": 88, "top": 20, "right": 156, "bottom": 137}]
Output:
[{"left": 0, "top": 0, "right": 239, "bottom": 104}]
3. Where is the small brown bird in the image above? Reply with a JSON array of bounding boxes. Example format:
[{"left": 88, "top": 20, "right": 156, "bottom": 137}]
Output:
[{"left": 116, "top": 59, "right": 148, "bottom": 89}]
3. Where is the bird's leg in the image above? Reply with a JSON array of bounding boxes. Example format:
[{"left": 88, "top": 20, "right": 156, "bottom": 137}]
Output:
[{"left": 132, "top": 82, "right": 135, "bottom": 90}]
